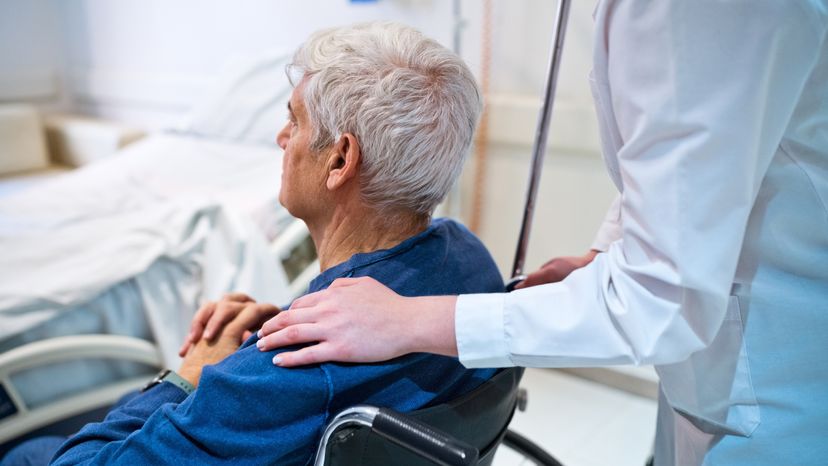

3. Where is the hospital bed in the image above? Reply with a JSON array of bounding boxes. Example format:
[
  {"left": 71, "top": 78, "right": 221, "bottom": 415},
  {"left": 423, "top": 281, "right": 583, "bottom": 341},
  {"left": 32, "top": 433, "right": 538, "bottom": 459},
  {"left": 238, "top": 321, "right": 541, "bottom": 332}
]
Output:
[{"left": 0, "top": 50, "right": 320, "bottom": 448}]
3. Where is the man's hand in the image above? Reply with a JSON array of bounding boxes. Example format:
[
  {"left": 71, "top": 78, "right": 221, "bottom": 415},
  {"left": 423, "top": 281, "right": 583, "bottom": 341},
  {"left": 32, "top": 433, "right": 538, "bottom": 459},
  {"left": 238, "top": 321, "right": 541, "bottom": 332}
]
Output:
[
  {"left": 178, "top": 299, "right": 281, "bottom": 387},
  {"left": 255, "top": 277, "right": 459, "bottom": 367},
  {"left": 178, "top": 293, "right": 281, "bottom": 357},
  {"left": 514, "top": 250, "right": 599, "bottom": 289},
  {"left": 178, "top": 334, "right": 239, "bottom": 388}
]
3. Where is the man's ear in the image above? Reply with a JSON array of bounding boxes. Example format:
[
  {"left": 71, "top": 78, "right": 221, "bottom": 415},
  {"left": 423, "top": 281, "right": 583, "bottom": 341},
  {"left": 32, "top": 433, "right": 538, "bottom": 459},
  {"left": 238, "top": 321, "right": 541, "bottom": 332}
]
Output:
[{"left": 325, "top": 133, "right": 361, "bottom": 191}]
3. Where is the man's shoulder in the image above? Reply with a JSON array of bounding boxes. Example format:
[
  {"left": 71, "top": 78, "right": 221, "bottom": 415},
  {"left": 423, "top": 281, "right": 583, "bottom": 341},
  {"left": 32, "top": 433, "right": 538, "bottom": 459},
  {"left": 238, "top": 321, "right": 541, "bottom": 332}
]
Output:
[{"left": 357, "top": 217, "right": 504, "bottom": 296}]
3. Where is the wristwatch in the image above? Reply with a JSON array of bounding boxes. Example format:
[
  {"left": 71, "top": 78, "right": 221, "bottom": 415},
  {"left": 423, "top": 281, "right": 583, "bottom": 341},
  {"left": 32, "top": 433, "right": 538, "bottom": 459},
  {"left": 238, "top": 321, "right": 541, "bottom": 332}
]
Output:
[{"left": 142, "top": 369, "right": 196, "bottom": 395}]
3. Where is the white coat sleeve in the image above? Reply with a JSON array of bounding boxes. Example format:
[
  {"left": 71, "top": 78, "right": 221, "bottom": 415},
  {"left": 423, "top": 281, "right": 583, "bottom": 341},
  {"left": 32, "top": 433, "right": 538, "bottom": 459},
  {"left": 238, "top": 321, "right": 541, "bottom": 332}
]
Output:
[
  {"left": 590, "top": 195, "right": 621, "bottom": 252},
  {"left": 455, "top": 0, "right": 827, "bottom": 368}
]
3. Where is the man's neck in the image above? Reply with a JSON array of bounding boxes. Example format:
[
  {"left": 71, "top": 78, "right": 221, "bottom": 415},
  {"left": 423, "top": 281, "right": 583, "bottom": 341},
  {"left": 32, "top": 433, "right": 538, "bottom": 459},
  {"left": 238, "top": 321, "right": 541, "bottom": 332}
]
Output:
[{"left": 308, "top": 207, "right": 429, "bottom": 272}]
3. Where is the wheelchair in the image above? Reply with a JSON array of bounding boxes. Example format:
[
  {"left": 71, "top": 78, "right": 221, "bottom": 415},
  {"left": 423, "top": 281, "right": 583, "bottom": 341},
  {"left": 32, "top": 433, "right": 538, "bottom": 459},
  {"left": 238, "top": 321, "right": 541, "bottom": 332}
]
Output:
[{"left": 313, "top": 367, "right": 563, "bottom": 466}]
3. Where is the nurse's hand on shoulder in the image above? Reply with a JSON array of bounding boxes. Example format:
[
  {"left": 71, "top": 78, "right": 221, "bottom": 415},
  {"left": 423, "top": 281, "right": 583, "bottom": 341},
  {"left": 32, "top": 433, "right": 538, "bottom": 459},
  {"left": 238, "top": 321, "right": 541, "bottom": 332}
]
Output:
[
  {"left": 514, "top": 250, "right": 599, "bottom": 289},
  {"left": 178, "top": 293, "right": 281, "bottom": 357},
  {"left": 256, "top": 276, "right": 459, "bottom": 367}
]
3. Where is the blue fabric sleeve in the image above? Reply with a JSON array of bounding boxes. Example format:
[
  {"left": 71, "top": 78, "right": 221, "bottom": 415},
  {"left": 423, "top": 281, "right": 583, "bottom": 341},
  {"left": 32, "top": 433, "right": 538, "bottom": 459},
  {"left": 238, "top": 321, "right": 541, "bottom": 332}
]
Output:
[
  {"left": 51, "top": 345, "right": 330, "bottom": 466},
  {"left": 50, "top": 383, "right": 187, "bottom": 465}
]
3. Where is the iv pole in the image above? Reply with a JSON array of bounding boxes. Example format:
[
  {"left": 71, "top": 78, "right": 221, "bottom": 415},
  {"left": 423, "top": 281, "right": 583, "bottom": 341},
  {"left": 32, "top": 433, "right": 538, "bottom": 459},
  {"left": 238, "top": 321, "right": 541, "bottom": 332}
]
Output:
[{"left": 506, "top": 0, "right": 572, "bottom": 290}]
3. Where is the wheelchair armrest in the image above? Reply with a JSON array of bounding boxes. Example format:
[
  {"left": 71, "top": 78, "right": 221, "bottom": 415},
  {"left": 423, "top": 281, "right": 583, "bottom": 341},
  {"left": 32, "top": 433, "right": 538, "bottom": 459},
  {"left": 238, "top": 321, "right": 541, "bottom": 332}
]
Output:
[
  {"left": 315, "top": 405, "right": 478, "bottom": 466},
  {"left": 371, "top": 407, "right": 478, "bottom": 466}
]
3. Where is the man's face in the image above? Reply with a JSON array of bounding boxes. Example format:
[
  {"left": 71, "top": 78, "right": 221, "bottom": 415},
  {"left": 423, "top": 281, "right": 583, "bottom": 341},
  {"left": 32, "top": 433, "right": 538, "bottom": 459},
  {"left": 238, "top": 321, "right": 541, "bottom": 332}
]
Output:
[{"left": 276, "top": 82, "right": 329, "bottom": 221}]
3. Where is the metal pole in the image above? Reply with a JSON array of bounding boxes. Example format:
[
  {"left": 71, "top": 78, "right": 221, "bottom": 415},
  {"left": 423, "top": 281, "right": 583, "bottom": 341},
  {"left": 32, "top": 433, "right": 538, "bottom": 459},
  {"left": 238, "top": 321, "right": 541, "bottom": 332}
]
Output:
[
  {"left": 444, "top": 0, "right": 465, "bottom": 220},
  {"left": 507, "top": 0, "right": 572, "bottom": 289}
]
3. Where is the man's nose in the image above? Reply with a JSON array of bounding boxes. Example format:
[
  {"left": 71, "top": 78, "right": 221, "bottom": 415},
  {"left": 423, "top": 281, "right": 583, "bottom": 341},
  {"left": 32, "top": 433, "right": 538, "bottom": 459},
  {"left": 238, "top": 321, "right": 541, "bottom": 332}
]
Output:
[{"left": 276, "top": 123, "right": 289, "bottom": 150}]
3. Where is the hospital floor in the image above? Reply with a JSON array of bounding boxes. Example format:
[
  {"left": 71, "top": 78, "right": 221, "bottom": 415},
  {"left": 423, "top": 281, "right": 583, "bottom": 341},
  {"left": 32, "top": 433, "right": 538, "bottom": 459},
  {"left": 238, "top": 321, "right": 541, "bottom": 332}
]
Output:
[{"left": 493, "top": 369, "right": 658, "bottom": 466}]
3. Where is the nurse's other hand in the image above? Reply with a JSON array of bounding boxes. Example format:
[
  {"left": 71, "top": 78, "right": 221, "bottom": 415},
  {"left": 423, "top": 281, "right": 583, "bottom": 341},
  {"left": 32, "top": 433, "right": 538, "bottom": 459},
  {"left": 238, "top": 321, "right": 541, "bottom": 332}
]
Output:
[
  {"left": 514, "top": 250, "right": 599, "bottom": 289},
  {"left": 178, "top": 293, "right": 280, "bottom": 357},
  {"left": 256, "top": 276, "right": 458, "bottom": 367}
]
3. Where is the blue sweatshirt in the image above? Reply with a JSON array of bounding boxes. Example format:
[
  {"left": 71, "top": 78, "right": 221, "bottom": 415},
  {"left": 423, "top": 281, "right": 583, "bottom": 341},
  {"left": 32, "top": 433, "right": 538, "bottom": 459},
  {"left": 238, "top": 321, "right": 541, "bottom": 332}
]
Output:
[{"left": 51, "top": 218, "right": 503, "bottom": 465}]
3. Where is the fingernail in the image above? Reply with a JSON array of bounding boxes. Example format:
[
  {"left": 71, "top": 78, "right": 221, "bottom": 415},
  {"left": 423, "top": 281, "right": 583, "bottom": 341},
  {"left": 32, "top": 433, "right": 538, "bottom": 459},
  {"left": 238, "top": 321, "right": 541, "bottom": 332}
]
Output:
[
  {"left": 272, "top": 356, "right": 282, "bottom": 365},
  {"left": 203, "top": 331, "right": 211, "bottom": 339},
  {"left": 256, "top": 339, "right": 264, "bottom": 349},
  {"left": 257, "top": 329, "right": 262, "bottom": 338}
]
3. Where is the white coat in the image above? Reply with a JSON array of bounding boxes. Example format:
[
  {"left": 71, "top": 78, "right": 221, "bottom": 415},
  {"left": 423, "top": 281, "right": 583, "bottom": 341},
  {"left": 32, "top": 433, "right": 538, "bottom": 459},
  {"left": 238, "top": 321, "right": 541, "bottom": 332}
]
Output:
[{"left": 455, "top": 1, "right": 828, "bottom": 464}]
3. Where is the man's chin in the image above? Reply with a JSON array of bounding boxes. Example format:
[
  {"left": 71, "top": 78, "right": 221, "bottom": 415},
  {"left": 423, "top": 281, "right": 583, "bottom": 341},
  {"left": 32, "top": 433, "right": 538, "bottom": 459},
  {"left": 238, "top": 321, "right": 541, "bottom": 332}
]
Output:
[{"left": 279, "top": 197, "right": 300, "bottom": 219}]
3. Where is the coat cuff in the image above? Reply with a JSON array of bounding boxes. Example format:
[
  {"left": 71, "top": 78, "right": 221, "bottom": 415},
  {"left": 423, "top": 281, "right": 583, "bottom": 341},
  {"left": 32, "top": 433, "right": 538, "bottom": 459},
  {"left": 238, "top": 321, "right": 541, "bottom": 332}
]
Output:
[{"left": 455, "top": 293, "right": 512, "bottom": 368}]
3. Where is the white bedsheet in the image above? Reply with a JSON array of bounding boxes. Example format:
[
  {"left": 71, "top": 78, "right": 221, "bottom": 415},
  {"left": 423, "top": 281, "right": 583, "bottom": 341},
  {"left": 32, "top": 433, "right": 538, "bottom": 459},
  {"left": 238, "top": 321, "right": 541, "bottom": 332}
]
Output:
[
  {"left": 0, "top": 166, "right": 71, "bottom": 199},
  {"left": 0, "top": 134, "right": 292, "bottom": 366}
]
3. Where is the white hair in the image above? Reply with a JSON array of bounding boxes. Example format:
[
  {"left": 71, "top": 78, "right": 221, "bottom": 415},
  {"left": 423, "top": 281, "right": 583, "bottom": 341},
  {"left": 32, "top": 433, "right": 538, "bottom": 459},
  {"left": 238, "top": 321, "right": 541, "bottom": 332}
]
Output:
[{"left": 289, "top": 21, "right": 482, "bottom": 217}]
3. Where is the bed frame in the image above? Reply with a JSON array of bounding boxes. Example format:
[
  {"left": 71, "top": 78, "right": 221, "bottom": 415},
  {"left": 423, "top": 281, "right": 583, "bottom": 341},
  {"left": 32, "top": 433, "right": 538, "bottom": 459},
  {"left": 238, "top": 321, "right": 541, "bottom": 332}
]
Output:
[{"left": 0, "top": 335, "right": 161, "bottom": 445}]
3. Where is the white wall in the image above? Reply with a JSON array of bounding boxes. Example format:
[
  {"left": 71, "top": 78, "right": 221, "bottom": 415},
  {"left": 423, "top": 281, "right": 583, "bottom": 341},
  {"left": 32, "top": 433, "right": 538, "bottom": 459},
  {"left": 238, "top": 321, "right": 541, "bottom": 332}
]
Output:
[
  {"left": 50, "top": 0, "right": 457, "bottom": 128},
  {"left": 0, "top": 0, "right": 62, "bottom": 102}
]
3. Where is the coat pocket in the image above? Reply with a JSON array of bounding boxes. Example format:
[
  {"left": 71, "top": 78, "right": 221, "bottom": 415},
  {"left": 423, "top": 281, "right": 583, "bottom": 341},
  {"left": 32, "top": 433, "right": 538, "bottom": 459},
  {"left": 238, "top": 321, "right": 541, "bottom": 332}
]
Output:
[{"left": 656, "top": 295, "right": 760, "bottom": 437}]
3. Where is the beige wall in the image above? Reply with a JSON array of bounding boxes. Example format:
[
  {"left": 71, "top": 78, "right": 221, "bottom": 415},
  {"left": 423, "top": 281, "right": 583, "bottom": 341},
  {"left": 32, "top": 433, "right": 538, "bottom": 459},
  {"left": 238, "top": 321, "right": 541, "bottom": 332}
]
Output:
[
  {"left": 458, "top": 145, "right": 617, "bottom": 278},
  {"left": 454, "top": 0, "right": 618, "bottom": 277}
]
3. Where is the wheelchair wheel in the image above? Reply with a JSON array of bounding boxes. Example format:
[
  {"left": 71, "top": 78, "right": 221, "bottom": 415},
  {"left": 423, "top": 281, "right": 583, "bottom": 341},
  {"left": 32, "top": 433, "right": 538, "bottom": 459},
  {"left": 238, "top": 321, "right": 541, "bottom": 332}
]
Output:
[{"left": 502, "top": 429, "right": 564, "bottom": 466}]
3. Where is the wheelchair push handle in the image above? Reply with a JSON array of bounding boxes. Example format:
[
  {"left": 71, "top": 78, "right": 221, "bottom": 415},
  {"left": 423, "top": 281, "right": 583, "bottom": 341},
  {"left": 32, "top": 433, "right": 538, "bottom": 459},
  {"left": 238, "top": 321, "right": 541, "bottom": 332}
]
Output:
[
  {"left": 372, "top": 407, "right": 479, "bottom": 466},
  {"left": 505, "top": 275, "right": 527, "bottom": 292}
]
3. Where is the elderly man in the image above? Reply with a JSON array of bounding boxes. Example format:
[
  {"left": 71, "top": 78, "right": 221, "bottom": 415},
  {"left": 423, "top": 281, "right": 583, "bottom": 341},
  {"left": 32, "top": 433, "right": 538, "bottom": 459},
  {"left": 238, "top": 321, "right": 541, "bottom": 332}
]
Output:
[{"left": 2, "top": 22, "right": 502, "bottom": 466}]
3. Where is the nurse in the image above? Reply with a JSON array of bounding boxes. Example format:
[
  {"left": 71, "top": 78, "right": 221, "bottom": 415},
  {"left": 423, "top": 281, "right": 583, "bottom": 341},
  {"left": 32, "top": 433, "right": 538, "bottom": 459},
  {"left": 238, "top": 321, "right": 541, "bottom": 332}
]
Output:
[{"left": 255, "top": 1, "right": 828, "bottom": 464}]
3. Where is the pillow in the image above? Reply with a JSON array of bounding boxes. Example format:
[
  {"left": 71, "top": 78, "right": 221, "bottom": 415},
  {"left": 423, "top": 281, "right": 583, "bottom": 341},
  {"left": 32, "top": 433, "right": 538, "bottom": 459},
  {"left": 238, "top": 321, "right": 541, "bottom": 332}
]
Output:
[
  {"left": 178, "top": 49, "right": 293, "bottom": 146},
  {"left": 0, "top": 104, "right": 50, "bottom": 175}
]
